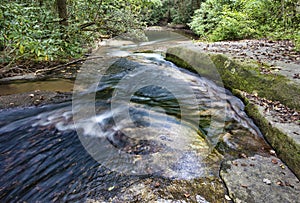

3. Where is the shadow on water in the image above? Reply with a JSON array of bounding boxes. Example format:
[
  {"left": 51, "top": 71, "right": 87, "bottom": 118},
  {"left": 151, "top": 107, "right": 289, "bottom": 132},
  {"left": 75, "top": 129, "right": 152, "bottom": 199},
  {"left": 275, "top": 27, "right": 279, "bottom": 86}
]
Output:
[{"left": 0, "top": 31, "right": 272, "bottom": 202}]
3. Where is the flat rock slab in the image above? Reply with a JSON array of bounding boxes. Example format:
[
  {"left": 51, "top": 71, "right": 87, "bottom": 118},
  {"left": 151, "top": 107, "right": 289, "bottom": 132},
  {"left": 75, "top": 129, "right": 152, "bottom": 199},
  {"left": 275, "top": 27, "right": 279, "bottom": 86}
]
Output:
[
  {"left": 220, "top": 155, "right": 300, "bottom": 203},
  {"left": 256, "top": 104, "right": 300, "bottom": 145},
  {"left": 236, "top": 90, "right": 300, "bottom": 178}
]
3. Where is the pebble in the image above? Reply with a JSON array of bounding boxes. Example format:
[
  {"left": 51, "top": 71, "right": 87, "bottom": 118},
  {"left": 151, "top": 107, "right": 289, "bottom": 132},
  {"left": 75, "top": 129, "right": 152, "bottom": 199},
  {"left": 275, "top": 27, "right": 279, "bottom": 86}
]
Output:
[{"left": 108, "top": 186, "right": 115, "bottom": 191}]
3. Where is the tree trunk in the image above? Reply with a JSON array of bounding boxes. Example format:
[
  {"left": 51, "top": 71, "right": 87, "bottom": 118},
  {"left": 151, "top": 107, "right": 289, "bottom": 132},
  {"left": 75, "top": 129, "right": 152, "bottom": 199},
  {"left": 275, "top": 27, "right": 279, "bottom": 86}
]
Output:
[
  {"left": 38, "top": 0, "right": 43, "bottom": 7},
  {"left": 56, "top": 0, "right": 68, "bottom": 26}
]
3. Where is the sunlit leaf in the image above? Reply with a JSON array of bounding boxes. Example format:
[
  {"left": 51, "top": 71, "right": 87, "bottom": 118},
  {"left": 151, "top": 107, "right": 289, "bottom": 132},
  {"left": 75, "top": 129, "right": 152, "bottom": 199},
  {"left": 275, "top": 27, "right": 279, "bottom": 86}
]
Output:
[{"left": 19, "top": 44, "right": 24, "bottom": 54}]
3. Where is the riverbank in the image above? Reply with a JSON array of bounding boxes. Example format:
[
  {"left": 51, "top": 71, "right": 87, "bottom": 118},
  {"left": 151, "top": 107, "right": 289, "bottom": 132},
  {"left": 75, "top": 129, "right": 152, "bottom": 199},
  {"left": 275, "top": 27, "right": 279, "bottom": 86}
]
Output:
[
  {"left": 0, "top": 90, "right": 72, "bottom": 110},
  {"left": 0, "top": 29, "right": 190, "bottom": 111}
]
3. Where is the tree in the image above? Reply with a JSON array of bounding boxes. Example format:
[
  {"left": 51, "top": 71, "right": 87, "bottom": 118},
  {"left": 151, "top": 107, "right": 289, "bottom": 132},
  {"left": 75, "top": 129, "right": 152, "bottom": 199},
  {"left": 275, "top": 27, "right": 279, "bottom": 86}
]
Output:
[
  {"left": 56, "top": 0, "right": 68, "bottom": 26},
  {"left": 0, "top": 0, "right": 162, "bottom": 66},
  {"left": 189, "top": 0, "right": 299, "bottom": 49}
]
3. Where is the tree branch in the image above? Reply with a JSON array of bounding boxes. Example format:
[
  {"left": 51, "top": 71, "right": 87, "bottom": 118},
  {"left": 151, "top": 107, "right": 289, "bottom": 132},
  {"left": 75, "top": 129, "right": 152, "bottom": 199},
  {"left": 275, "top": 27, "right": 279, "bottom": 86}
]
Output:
[
  {"left": 34, "top": 56, "right": 105, "bottom": 75},
  {"left": 79, "top": 22, "right": 96, "bottom": 30}
]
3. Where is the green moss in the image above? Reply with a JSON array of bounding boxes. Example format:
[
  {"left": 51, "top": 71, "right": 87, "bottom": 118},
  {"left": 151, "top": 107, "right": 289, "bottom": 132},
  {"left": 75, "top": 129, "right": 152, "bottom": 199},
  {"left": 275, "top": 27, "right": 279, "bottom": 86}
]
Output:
[
  {"left": 166, "top": 46, "right": 300, "bottom": 179},
  {"left": 234, "top": 89, "right": 300, "bottom": 179},
  {"left": 155, "top": 177, "right": 226, "bottom": 203},
  {"left": 165, "top": 53, "right": 224, "bottom": 86},
  {"left": 133, "top": 50, "right": 155, "bottom": 54},
  {"left": 209, "top": 54, "right": 300, "bottom": 111},
  {"left": 165, "top": 54, "right": 196, "bottom": 74},
  {"left": 166, "top": 46, "right": 300, "bottom": 111}
]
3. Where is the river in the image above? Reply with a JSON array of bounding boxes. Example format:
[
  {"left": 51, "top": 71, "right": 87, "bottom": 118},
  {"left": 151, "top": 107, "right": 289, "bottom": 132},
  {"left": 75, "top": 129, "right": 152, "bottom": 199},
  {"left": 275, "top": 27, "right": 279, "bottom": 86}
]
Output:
[{"left": 0, "top": 31, "right": 271, "bottom": 202}]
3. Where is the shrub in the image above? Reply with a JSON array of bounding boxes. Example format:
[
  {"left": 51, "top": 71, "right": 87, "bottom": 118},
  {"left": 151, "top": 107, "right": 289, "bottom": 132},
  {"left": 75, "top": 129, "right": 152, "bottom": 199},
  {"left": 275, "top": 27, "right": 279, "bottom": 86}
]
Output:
[{"left": 189, "top": 0, "right": 300, "bottom": 45}]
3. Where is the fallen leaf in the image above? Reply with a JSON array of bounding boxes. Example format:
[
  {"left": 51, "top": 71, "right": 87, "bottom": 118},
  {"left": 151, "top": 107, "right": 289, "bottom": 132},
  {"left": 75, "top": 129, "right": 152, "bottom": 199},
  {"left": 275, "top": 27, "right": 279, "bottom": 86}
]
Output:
[
  {"left": 108, "top": 186, "right": 115, "bottom": 191},
  {"left": 225, "top": 195, "right": 232, "bottom": 201},
  {"left": 269, "top": 150, "right": 276, "bottom": 155},
  {"left": 285, "top": 181, "right": 294, "bottom": 188},
  {"left": 263, "top": 178, "right": 271, "bottom": 185},
  {"left": 232, "top": 161, "right": 238, "bottom": 166},
  {"left": 239, "top": 153, "right": 247, "bottom": 158},
  {"left": 154, "top": 182, "right": 160, "bottom": 188},
  {"left": 276, "top": 181, "right": 284, "bottom": 186}
]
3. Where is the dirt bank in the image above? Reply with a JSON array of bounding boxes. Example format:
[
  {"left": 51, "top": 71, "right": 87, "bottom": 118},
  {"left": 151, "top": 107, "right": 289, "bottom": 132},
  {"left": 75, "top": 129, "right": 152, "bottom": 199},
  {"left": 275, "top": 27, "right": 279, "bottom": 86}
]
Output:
[{"left": 0, "top": 90, "right": 72, "bottom": 110}]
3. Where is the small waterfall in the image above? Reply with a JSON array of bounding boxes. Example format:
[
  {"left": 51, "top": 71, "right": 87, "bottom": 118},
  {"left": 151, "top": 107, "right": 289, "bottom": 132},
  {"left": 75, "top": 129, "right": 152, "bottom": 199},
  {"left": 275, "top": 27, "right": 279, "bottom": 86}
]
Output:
[{"left": 0, "top": 31, "right": 271, "bottom": 202}]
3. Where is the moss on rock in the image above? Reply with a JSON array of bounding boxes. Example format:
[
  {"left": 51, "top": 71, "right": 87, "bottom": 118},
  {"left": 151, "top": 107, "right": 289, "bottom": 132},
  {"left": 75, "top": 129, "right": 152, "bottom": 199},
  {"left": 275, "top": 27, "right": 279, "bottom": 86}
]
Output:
[
  {"left": 166, "top": 46, "right": 300, "bottom": 111},
  {"left": 235, "top": 89, "right": 300, "bottom": 178}
]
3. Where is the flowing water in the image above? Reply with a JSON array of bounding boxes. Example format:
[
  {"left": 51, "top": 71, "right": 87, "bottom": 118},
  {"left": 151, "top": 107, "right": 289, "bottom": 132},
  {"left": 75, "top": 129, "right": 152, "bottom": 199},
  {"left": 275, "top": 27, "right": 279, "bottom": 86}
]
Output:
[{"left": 0, "top": 31, "right": 271, "bottom": 202}]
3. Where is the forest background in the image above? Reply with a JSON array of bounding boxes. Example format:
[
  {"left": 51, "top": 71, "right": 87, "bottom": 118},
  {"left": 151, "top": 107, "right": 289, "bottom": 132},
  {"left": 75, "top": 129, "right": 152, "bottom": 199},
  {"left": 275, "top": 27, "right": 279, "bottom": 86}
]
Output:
[{"left": 1, "top": 0, "right": 299, "bottom": 67}]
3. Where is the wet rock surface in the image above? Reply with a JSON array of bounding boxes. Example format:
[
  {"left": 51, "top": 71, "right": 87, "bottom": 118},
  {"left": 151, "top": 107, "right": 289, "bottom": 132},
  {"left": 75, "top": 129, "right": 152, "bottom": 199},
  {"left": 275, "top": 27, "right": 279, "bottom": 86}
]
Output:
[
  {"left": 167, "top": 45, "right": 300, "bottom": 110},
  {"left": 86, "top": 177, "right": 224, "bottom": 202},
  {"left": 220, "top": 155, "right": 300, "bottom": 203}
]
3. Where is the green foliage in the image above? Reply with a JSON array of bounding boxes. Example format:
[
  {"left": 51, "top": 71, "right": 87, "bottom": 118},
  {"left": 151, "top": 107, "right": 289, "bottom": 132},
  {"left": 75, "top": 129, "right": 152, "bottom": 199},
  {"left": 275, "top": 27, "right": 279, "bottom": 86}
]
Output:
[
  {"left": 146, "top": 0, "right": 201, "bottom": 25},
  {"left": 1, "top": 0, "right": 160, "bottom": 63},
  {"left": 144, "top": 1, "right": 166, "bottom": 25},
  {"left": 1, "top": 2, "right": 86, "bottom": 61},
  {"left": 169, "top": 0, "right": 195, "bottom": 24},
  {"left": 189, "top": 0, "right": 224, "bottom": 38},
  {"left": 210, "top": 9, "right": 257, "bottom": 41},
  {"left": 189, "top": 0, "right": 300, "bottom": 47}
]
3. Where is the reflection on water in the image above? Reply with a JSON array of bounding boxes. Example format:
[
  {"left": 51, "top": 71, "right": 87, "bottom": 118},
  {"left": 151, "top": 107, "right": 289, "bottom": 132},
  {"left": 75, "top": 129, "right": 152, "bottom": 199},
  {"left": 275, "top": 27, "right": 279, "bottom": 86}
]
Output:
[
  {"left": 0, "top": 31, "right": 271, "bottom": 202},
  {"left": 0, "top": 79, "right": 74, "bottom": 96}
]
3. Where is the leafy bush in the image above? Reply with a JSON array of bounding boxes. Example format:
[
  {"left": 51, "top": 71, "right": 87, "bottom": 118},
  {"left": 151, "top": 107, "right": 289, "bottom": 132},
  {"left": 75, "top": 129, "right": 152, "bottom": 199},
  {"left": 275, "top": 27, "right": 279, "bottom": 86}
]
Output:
[
  {"left": 189, "top": 0, "right": 300, "bottom": 46},
  {"left": 0, "top": 0, "right": 160, "bottom": 64},
  {"left": 1, "top": 2, "right": 86, "bottom": 61},
  {"left": 189, "top": 0, "right": 225, "bottom": 38},
  {"left": 210, "top": 10, "right": 257, "bottom": 41},
  {"left": 145, "top": 0, "right": 200, "bottom": 25}
]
